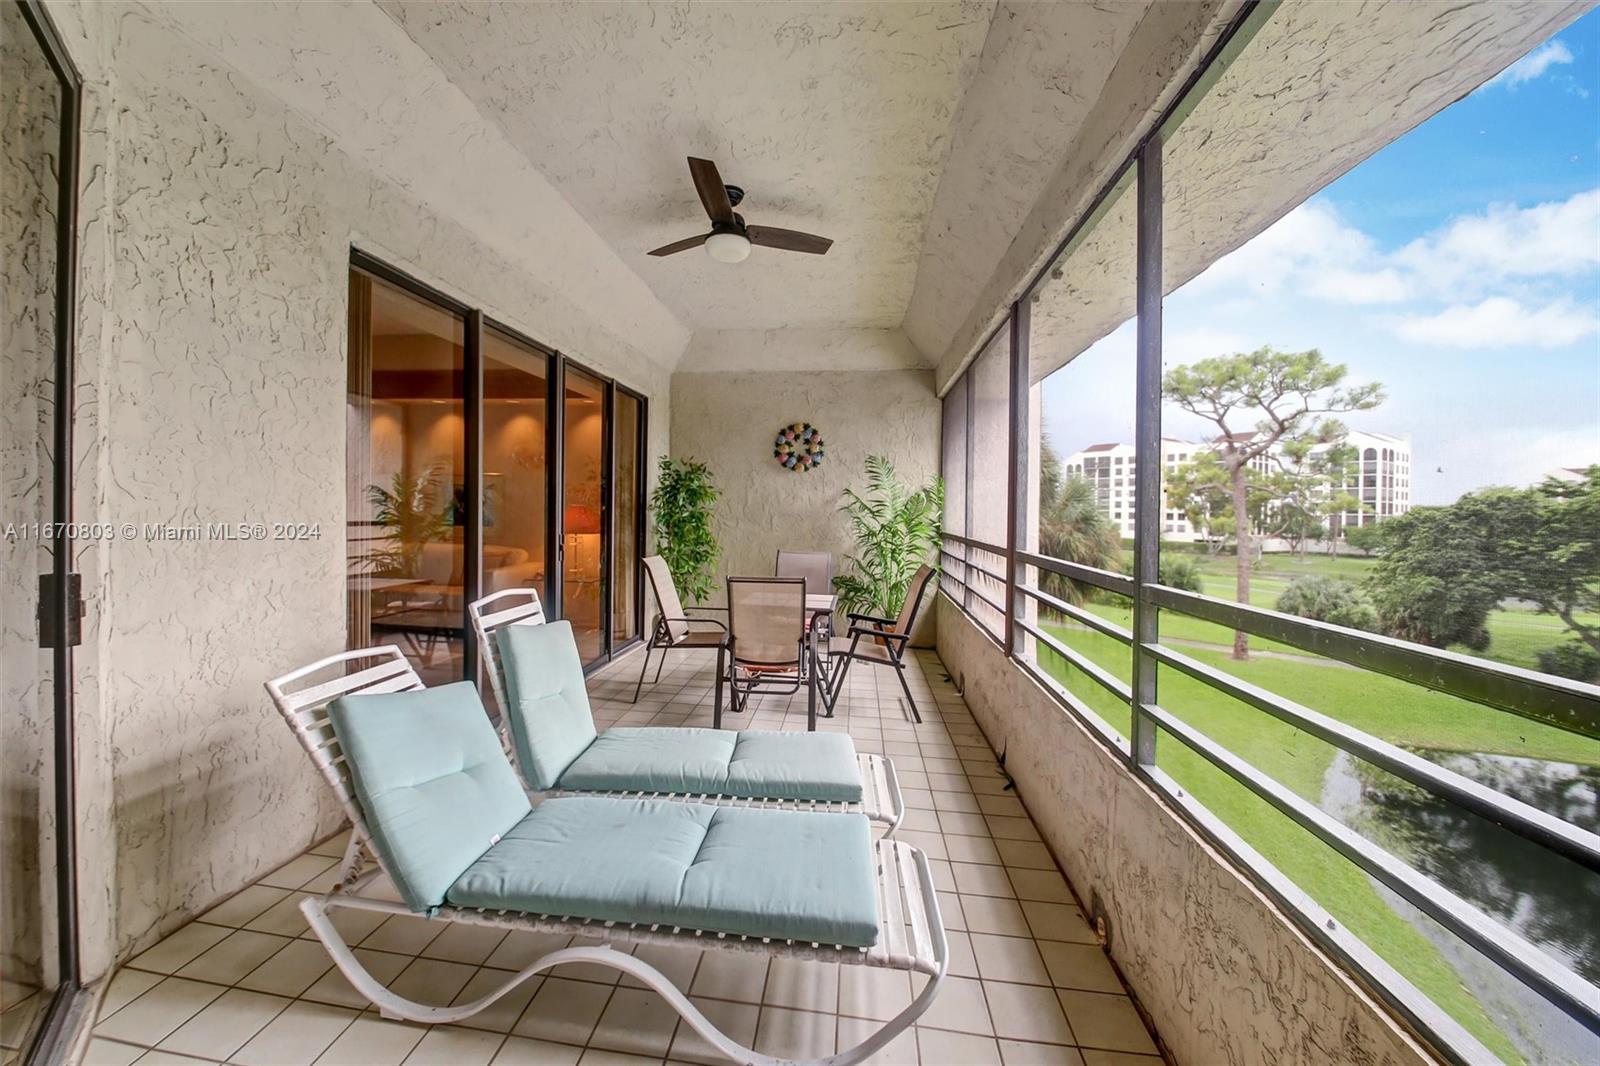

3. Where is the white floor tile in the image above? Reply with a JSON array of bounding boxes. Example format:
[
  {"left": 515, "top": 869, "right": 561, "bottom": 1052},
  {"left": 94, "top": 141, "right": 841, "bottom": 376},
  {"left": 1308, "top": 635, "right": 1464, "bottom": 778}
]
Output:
[
  {"left": 94, "top": 978, "right": 223, "bottom": 1046},
  {"left": 128, "top": 925, "right": 231, "bottom": 976},
  {"left": 232, "top": 1000, "right": 357, "bottom": 1066},
  {"left": 753, "top": 1006, "right": 835, "bottom": 1061},
  {"left": 176, "top": 931, "right": 293, "bottom": 986},
  {"left": 512, "top": 977, "right": 610, "bottom": 1046},
  {"left": 314, "top": 1016, "right": 426, "bottom": 1065},
  {"left": 403, "top": 1024, "right": 506, "bottom": 1065},
  {"left": 157, "top": 989, "right": 289, "bottom": 1060},
  {"left": 489, "top": 1036, "right": 583, "bottom": 1065}
]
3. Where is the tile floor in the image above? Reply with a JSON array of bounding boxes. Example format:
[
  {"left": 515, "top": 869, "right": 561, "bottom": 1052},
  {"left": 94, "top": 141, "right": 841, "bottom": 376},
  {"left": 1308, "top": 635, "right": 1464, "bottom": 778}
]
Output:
[{"left": 84, "top": 647, "right": 1164, "bottom": 1066}]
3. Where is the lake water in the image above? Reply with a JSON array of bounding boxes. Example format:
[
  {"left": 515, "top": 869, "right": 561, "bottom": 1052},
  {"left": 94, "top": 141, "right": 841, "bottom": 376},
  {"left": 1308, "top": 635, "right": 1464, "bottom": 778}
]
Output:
[{"left": 1321, "top": 750, "right": 1600, "bottom": 1064}]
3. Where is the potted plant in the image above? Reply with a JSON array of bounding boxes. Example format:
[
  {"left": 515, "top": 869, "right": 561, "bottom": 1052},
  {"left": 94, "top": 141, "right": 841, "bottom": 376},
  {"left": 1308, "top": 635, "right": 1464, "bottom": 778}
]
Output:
[
  {"left": 364, "top": 464, "right": 451, "bottom": 577},
  {"left": 834, "top": 455, "right": 943, "bottom": 632},
  {"left": 651, "top": 457, "right": 721, "bottom": 605}
]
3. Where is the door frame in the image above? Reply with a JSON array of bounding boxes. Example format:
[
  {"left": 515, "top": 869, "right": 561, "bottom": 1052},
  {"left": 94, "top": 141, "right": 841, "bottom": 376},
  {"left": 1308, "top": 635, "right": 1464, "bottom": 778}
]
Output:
[{"left": 16, "top": 0, "right": 89, "bottom": 1060}]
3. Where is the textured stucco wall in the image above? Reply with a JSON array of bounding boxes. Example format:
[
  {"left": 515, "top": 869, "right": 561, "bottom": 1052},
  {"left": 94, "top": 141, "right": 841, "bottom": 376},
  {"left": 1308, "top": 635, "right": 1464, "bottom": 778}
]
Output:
[
  {"left": 669, "top": 345, "right": 940, "bottom": 627},
  {"left": 935, "top": 597, "right": 1435, "bottom": 1066},
  {"left": 48, "top": 0, "right": 672, "bottom": 975}
]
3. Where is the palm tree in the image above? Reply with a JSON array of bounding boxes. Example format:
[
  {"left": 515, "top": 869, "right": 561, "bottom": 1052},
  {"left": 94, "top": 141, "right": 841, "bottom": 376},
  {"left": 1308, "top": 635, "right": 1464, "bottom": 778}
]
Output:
[{"left": 1038, "top": 435, "right": 1123, "bottom": 607}]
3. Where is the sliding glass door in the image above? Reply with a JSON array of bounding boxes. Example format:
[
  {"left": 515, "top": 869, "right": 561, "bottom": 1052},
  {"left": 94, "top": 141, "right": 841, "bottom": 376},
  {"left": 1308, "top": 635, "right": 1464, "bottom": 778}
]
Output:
[
  {"left": 611, "top": 389, "right": 643, "bottom": 649},
  {"left": 347, "top": 268, "right": 468, "bottom": 686},
  {"left": 347, "top": 257, "right": 645, "bottom": 682},
  {"left": 2, "top": 2, "right": 83, "bottom": 1060},
  {"left": 560, "top": 365, "right": 607, "bottom": 663}
]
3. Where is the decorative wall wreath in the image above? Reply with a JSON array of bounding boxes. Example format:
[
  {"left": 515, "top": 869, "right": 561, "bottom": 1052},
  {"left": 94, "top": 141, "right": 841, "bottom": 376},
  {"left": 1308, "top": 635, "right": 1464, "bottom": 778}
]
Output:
[{"left": 773, "top": 422, "right": 825, "bottom": 472}]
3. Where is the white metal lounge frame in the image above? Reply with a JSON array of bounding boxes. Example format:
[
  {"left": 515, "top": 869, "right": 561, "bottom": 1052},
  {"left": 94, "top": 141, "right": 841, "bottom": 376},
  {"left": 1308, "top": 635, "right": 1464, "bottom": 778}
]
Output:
[
  {"left": 266, "top": 647, "right": 947, "bottom": 1066},
  {"left": 469, "top": 588, "right": 906, "bottom": 834}
]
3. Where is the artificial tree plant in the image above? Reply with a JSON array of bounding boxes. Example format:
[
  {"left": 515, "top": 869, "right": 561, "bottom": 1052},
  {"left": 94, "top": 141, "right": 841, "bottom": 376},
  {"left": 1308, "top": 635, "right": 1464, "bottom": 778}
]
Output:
[
  {"left": 834, "top": 455, "right": 943, "bottom": 620},
  {"left": 651, "top": 457, "right": 721, "bottom": 605}
]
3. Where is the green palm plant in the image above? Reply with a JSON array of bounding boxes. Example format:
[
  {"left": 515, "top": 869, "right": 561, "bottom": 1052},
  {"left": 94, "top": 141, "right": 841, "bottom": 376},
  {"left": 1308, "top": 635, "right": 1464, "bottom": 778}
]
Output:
[
  {"left": 1039, "top": 473, "right": 1123, "bottom": 606},
  {"left": 364, "top": 465, "right": 451, "bottom": 577},
  {"left": 834, "top": 455, "right": 944, "bottom": 620}
]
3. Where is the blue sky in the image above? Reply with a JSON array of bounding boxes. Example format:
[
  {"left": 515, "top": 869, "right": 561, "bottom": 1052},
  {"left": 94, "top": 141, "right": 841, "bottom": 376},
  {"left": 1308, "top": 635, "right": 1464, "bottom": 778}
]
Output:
[{"left": 1043, "top": 10, "right": 1600, "bottom": 505}]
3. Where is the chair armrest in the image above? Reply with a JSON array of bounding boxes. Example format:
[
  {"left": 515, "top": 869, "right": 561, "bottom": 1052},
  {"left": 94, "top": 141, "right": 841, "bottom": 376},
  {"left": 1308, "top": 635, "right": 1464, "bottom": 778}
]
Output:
[
  {"left": 662, "top": 615, "right": 727, "bottom": 634},
  {"left": 848, "top": 625, "right": 908, "bottom": 645},
  {"left": 847, "top": 611, "right": 898, "bottom": 628}
]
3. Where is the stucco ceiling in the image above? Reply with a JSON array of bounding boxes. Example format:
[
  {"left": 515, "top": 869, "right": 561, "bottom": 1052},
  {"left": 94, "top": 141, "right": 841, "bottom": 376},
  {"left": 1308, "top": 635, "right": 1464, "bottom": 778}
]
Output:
[
  {"left": 903, "top": 1, "right": 1149, "bottom": 362},
  {"left": 378, "top": 0, "right": 997, "bottom": 336}
]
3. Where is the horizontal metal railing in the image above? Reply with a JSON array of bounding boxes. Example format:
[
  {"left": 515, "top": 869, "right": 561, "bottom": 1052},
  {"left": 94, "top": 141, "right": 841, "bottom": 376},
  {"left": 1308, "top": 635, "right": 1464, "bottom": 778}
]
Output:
[
  {"left": 1146, "top": 642, "right": 1600, "bottom": 873},
  {"left": 940, "top": 534, "right": 1007, "bottom": 646},
  {"left": 1016, "top": 582, "right": 1133, "bottom": 644},
  {"left": 997, "top": 544, "right": 1600, "bottom": 1037},
  {"left": 1146, "top": 702, "right": 1600, "bottom": 1032},
  {"left": 1016, "top": 549, "right": 1134, "bottom": 598},
  {"left": 1017, "top": 617, "right": 1132, "bottom": 704}
]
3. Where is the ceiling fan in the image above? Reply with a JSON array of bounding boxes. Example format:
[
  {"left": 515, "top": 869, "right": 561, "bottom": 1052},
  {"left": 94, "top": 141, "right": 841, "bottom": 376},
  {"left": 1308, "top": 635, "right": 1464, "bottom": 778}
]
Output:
[{"left": 648, "top": 157, "right": 834, "bottom": 263}]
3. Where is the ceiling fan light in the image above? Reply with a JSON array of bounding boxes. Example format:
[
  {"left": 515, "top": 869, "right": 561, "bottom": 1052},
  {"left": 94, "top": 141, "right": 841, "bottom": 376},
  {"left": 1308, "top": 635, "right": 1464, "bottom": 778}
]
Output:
[{"left": 704, "top": 232, "right": 752, "bottom": 263}]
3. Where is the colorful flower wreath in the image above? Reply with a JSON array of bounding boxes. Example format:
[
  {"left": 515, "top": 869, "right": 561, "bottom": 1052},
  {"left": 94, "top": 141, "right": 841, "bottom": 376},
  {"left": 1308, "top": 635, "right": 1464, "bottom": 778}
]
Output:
[{"left": 773, "top": 422, "right": 825, "bottom": 472}]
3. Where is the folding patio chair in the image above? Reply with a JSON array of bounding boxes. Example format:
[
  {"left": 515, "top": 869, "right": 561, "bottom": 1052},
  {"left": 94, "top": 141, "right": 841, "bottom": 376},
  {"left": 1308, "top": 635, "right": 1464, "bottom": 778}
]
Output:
[
  {"left": 468, "top": 590, "right": 904, "bottom": 831},
  {"left": 631, "top": 554, "right": 728, "bottom": 703},
  {"left": 725, "top": 575, "right": 829, "bottom": 728},
  {"left": 823, "top": 565, "right": 936, "bottom": 724},
  {"left": 264, "top": 654, "right": 945, "bottom": 1066}
]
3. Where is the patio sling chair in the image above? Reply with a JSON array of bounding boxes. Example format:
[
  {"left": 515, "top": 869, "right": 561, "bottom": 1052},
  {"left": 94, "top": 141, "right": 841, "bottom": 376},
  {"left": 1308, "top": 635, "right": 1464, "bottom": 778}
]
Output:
[
  {"left": 631, "top": 554, "right": 728, "bottom": 703},
  {"left": 469, "top": 588, "right": 904, "bottom": 832},
  {"left": 822, "top": 565, "right": 936, "bottom": 725},
  {"left": 776, "top": 549, "right": 833, "bottom": 595},
  {"left": 725, "top": 575, "right": 830, "bottom": 727},
  {"left": 264, "top": 653, "right": 946, "bottom": 1066}
]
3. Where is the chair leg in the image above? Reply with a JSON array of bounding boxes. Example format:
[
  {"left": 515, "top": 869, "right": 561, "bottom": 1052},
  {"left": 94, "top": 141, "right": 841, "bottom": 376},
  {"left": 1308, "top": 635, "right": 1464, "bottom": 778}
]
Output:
[
  {"left": 653, "top": 644, "right": 668, "bottom": 683},
  {"left": 714, "top": 642, "right": 726, "bottom": 729},
  {"left": 893, "top": 662, "right": 923, "bottom": 724},
  {"left": 631, "top": 639, "right": 654, "bottom": 704},
  {"left": 828, "top": 655, "right": 852, "bottom": 707}
]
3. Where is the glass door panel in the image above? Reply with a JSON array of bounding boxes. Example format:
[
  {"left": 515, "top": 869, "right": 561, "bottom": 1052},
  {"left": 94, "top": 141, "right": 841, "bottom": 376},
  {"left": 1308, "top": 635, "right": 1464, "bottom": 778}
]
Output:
[
  {"left": 347, "top": 271, "right": 466, "bottom": 685},
  {"left": 2, "top": 3, "right": 69, "bottom": 1055},
  {"left": 611, "top": 391, "right": 641, "bottom": 647},
  {"left": 480, "top": 328, "right": 549, "bottom": 709},
  {"left": 562, "top": 366, "right": 607, "bottom": 663}
]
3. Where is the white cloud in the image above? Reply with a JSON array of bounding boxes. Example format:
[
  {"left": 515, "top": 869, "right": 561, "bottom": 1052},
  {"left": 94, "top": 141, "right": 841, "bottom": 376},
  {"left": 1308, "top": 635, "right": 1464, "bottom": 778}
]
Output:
[
  {"left": 1419, "top": 423, "right": 1600, "bottom": 503},
  {"left": 1394, "top": 296, "right": 1599, "bottom": 348},
  {"left": 1188, "top": 201, "right": 1376, "bottom": 297},
  {"left": 1164, "top": 326, "right": 1251, "bottom": 364},
  {"left": 1395, "top": 189, "right": 1600, "bottom": 290},
  {"left": 1306, "top": 267, "right": 1412, "bottom": 305},
  {"left": 1486, "top": 40, "right": 1575, "bottom": 89}
]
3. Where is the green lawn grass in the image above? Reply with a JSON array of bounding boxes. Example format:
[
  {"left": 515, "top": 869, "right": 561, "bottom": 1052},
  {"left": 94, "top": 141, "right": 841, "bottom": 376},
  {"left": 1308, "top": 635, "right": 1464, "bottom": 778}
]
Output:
[
  {"left": 1033, "top": 615, "right": 1600, "bottom": 1062},
  {"left": 1163, "top": 548, "right": 1599, "bottom": 671}
]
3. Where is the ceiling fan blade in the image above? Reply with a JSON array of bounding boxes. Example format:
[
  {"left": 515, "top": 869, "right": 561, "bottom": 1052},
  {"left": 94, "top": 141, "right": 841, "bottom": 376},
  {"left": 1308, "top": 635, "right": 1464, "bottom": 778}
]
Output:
[
  {"left": 687, "top": 157, "right": 736, "bottom": 225},
  {"left": 647, "top": 233, "right": 711, "bottom": 257},
  {"left": 747, "top": 226, "right": 833, "bottom": 255}
]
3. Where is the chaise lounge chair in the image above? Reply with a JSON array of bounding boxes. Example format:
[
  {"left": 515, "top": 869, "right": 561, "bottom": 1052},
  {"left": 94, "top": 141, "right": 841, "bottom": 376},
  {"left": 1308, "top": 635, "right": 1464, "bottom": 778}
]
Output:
[
  {"left": 469, "top": 588, "right": 904, "bottom": 832},
  {"left": 264, "top": 653, "right": 946, "bottom": 1066}
]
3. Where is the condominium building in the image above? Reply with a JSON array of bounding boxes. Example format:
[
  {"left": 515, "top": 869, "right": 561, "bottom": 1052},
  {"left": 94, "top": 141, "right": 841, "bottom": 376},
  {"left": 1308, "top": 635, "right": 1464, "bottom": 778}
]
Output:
[{"left": 1059, "top": 431, "right": 1412, "bottom": 542}]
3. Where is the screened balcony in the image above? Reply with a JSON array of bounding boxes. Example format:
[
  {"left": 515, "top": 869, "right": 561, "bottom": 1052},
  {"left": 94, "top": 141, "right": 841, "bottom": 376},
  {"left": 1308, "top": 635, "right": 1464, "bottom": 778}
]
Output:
[{"left": 4, "top": 2, "right": 1597, "bottom": 1065}]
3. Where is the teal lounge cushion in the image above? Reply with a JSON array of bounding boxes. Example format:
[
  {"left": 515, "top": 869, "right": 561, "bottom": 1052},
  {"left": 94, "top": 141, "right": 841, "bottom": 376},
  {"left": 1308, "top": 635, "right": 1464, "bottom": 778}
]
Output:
[
  {"left": 328, "top": 681, "right": 529, "bottom": 913},
  {"left": 447, "top": 797, "right": 880, "bottom": 947},
  {"left": 557, "top": 728, "right": 863, "bottom": 803},
  {"left": 495, "top": 620, "right": 599, "bottom": 790}
]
